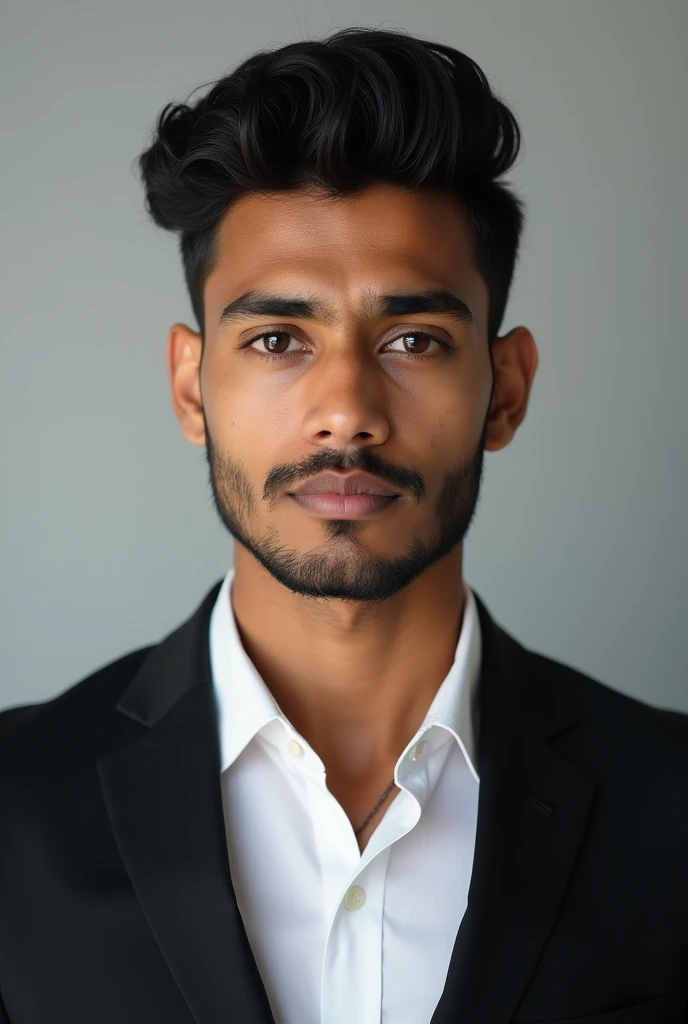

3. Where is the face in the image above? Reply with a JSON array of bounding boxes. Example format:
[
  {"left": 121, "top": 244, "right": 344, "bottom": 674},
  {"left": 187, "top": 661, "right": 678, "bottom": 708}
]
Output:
[{"left": 169, "top": 183, "right": 537, "bottom": 602}]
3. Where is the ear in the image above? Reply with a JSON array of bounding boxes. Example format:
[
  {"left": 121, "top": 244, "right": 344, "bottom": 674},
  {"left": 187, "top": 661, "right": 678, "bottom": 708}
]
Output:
[
  {"left": 484, "top": 326, "right": 539, "bottom": 452},
  {"left": 167, "top": 322, "right": 206, "bottom": 447}
]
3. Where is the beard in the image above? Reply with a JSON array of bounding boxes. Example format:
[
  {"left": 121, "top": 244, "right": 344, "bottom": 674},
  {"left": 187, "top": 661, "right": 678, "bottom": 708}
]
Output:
[{"left": 201, "top": 407, "right": 489, "bottom": 604}]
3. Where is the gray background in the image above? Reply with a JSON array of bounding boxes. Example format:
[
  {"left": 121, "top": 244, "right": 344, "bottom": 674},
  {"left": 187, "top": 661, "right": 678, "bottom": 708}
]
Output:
[{"left": 1, "top": 0, "right": 686, "bottom": 712}]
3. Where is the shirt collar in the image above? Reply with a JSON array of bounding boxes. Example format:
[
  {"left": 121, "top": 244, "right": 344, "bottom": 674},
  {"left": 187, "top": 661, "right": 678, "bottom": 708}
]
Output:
[{"left": 209, "top": 565, "right": 481, "bottom": 784}]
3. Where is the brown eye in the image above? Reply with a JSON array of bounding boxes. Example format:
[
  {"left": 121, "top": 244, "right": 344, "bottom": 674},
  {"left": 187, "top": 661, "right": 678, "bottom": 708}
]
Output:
[
  {"left": 385, "top": 332, "right": 442, "bottom": 355},
  {"left": 404, "top": 334, "right": 429, "bottom": 353},
  {"left": 259, "top": 331, "right": 294, "bottom": 354}
]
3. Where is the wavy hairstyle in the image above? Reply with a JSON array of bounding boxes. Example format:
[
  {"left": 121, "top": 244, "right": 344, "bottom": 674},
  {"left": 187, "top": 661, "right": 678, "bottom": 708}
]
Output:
[{"left": 137, "top": 26, "right": 525, "bottom": 343}]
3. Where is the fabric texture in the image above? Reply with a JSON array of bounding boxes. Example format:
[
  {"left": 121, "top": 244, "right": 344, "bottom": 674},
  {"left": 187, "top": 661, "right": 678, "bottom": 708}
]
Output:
[
  {"left": 210, "top": 566, "right": 481, "bottom": 1024},
  {"left": 0, "top": 576, "right": 687, "bottom": 1023}
]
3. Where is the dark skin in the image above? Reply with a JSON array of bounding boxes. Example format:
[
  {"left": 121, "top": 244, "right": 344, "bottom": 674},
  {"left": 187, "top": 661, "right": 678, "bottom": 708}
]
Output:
[{"left": 168, "top": 183, "right": 538, "bottom": 851}]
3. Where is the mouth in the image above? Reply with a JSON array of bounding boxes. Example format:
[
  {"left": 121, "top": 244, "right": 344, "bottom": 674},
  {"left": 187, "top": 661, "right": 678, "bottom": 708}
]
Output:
[{"left": 289, "top": 493, "right": 400, "bottom": 519}]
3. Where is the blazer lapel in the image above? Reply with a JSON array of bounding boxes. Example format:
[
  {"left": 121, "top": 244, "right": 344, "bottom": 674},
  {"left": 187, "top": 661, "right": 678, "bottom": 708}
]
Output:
[
  {"left": 430, "top": 592, "right": 598, "bottom": 1024},
  {"left": 97, "top": 582, "right": 276, "bottom": 1024}
]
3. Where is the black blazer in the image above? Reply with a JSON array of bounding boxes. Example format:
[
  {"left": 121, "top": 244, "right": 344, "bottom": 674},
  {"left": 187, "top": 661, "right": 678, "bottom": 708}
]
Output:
[{"left": 1, "top": 580, "right": 687, "bottom": 1024}]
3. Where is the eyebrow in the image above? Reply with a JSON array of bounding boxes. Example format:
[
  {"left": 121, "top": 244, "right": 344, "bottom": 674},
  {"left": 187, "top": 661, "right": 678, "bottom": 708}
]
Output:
[{"left": 217, "top": 287, "right": 475, "bottom": 329}]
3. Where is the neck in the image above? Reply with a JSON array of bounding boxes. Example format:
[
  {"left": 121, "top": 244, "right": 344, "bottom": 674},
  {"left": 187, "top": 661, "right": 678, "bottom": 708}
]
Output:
[{"left": 229, "top": 545, "right": 466, "bottom": 782}]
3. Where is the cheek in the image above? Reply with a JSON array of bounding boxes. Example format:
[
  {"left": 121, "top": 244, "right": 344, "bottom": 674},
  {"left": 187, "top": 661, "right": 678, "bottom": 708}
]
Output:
[
  {"left": 212, "top": 355, "right": 300, "bottom": 432},
  {"left": 221, "top": 372, "right": 309, "bottom": 454},
  {"left": 394, "top": 371, "right": 484, "bottom": 452},
  {"left": 211, "top": 387, "right": 291, "bottom": 476}
]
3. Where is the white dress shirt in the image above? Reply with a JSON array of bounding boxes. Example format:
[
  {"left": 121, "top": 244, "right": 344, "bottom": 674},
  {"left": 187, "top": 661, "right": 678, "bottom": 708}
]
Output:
[{"left": 209, "top": 565, "right": 482, "bottom": 1024}]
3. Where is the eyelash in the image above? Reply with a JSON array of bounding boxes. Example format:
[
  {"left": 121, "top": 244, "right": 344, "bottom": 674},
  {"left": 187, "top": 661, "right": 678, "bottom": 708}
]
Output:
[{"left": 241, "top": 330, "right": 453, "bottom": 363}]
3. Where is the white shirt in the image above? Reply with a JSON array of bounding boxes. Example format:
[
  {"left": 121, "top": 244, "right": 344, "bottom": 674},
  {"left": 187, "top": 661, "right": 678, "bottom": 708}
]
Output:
[{"left": 209, "top": 565, "right": 482, "bottom": 1024}]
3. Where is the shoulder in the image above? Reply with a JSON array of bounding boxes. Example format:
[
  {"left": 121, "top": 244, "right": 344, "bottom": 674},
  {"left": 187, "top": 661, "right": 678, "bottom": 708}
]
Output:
[
  {"left": 0, "top": 578, "right": 223, "bottom": 779},
  {"left": 520, "top": 642, "right": 688, "bottom": 784},
  {"left": 526, "top": 643, "right": 687, "bottom": 728},
  {"left": 0, "top": 644, "right": 155, "bottom": 770},
  {"left": 474, "top": 588, "right": 687, "bottom": 739}
]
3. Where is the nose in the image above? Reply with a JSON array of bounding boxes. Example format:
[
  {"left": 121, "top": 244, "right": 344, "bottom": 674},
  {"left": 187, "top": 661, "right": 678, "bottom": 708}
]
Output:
[{"left": 300, "top": 352, "right": 391, "bottom": 449}]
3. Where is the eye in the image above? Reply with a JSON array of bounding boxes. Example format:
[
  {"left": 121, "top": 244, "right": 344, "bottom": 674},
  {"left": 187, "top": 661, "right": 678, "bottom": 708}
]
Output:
[
  {"left": 383, "top": 332, "right": 448, "bottom": 357},
  {"left": 242, "top": 328, "right": 452, "bottom": 362},
  {"left": 244, "top": 331, "right": 305, "bottom": 360}
]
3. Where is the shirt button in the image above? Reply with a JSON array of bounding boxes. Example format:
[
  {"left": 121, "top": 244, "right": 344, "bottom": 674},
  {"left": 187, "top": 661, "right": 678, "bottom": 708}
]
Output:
[
  {"left": 343, "top": 886, "right": 366, "bottom": 911},
  {"left": 410, "top": 740, "right": 427, "bottom": 762},
  {"left": 287, "top": 739, "right": 305, "bottom": 758}
]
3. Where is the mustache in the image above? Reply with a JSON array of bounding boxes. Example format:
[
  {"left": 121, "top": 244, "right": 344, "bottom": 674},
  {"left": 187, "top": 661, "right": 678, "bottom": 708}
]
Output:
[{"left": 263, "top": 448, "right": 425, "bottom": 504}]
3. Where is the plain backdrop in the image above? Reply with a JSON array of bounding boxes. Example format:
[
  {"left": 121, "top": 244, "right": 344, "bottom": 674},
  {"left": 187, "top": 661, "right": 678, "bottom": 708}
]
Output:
[{"left": 1, "top": 0, "right": 686, "bottom": 712}]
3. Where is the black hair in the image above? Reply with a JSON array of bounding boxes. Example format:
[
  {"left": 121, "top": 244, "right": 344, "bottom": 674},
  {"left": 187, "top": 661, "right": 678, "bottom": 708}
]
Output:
[{"left": 137, "top": 26, "right": 525, "bottom": 343}]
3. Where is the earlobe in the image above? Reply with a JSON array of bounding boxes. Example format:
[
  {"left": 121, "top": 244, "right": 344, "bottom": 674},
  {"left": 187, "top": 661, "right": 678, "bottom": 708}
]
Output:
[
  {"left": 166, "top": 323, "right": 206, "bottom": 447},
  {"left": 483, "top": 407, "right": 513, "bottom": 452}
]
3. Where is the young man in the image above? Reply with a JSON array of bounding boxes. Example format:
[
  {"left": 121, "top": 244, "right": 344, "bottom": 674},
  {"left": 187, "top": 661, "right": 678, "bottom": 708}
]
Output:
[{"left": 1, "top": 25, "right": 686, "bottom": 1024}]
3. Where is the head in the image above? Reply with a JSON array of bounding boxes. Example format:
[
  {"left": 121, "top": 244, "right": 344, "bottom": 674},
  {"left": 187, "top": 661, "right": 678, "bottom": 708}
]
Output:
[{"left": 138, "top": 27, "right": 538, "bottom": 603}]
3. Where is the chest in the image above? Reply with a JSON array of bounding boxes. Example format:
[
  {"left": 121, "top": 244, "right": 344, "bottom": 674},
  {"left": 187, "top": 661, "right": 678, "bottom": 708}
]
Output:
[{"left": 219, "top": 738, "right": 478, "bottom": 1023}]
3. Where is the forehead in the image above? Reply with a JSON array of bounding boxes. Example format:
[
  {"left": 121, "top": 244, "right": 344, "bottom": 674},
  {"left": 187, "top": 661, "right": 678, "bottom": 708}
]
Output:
[{"left": 204, "top": 183, "right": 487, "bottom": 328}]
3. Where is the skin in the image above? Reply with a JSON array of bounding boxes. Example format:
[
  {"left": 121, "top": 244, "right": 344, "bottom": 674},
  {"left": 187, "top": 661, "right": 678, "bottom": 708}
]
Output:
[{"left": 168, "top": 182, "right": 538, "bottom": 850}]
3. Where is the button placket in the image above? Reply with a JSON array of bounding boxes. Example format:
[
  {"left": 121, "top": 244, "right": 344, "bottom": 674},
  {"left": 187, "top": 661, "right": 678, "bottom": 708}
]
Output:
[{"left": 321, "top": 854, "right": 387, "bottom": 1024}]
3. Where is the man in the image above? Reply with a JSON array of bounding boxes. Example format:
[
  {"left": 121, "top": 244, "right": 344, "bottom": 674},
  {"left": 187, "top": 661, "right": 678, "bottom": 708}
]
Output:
[{"left": 1, "top": 25, "right": 686, "bottom": 1024}]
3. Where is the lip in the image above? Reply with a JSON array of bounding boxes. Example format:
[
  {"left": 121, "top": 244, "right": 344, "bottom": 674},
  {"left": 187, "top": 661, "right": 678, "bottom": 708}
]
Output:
[
  {"left": 290, "top": 493, "right": 400, "bottom": 519},
  {"left": 290, "top": 470, "right": 400, "bottom": 498}
]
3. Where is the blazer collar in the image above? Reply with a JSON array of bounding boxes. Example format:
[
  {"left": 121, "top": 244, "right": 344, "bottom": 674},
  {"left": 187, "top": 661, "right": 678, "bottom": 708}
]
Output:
[
  {"left": 113, "top": 580, "right": 223, "bottom": 727},
  {"left": 99, "top": 579, "right": 595, "bottom": 1024}
]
